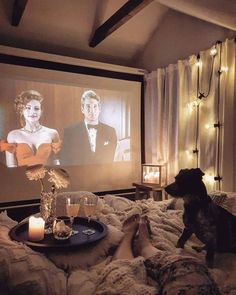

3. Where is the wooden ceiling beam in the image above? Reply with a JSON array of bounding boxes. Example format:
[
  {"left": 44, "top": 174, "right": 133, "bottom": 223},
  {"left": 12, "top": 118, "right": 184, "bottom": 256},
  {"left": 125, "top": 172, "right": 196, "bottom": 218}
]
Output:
[
  {"left": 89, "top": 0, "right": 153, "bottom": 47},
  {"left": 11, "top": 0, "right": 28, "bottom": 26}
]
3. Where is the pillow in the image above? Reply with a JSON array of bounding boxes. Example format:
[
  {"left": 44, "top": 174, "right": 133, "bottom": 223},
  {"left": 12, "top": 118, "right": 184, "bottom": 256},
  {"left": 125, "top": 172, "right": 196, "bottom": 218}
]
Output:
[
  {"left": 209, "top": 191, "right": 236, "bottom": 215},
  {"left": 167, "top": 191, "right": 236, "bottom": 215},
  {"left": 0, "top": 211, "right": 67, "bottom": 295},
  {"left": 0, "top": 210, "right": 18, "bottom": 228},
  {"left": 103, "top": 194, "right": 133, "bottom": 211},
  {"left": 166, "top": 198, "right": 184, "bottom": 210}
]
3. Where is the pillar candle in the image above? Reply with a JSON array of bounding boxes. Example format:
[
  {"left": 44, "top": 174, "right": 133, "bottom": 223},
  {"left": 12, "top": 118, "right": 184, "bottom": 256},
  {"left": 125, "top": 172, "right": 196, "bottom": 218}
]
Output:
[{"left": 28, "top": 216, "right": 45, "bottom": 241}]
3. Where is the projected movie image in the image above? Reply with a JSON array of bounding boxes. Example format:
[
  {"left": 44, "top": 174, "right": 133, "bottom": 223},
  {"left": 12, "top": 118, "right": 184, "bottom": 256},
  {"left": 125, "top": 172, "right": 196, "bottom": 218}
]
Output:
[
  {"left": 0, "top": 61, "right": 141, "bottom": 202},
  {"left": 4, "top": 89, "right": 61, "bottom": 167},
  {"left": 0, "top": 82, "right": 131, "bottom": 168}
]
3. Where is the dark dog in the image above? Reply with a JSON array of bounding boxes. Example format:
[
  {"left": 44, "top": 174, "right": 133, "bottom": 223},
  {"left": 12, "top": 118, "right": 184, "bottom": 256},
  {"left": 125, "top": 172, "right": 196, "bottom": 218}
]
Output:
[{"left": 165, "top": 168, "right": 236, "bottom": 268}]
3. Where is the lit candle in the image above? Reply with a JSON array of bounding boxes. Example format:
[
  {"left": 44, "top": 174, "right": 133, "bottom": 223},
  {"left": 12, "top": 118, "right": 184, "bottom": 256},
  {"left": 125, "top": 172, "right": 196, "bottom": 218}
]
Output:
[
  {"left": 154, "top": 171, "right": 160, "bottom": 184},
  {"left": 144, "top": 171, "right": 160, "bottom": 184},
  {"left": 28, "top": 216, "right": 45, "bottom": 241}
]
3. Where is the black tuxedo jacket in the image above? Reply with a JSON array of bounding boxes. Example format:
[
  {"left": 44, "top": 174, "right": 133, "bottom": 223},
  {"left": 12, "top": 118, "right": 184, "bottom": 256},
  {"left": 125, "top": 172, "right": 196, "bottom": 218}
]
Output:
[{"left": 61, "top": 121, "right": 117, "bottom": 165}]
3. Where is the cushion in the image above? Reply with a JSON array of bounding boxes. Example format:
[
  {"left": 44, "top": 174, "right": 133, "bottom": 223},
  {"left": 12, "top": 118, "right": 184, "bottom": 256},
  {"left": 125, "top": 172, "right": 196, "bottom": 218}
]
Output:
[
  {"left": 0, "top": 211, "right": 67, "bottom": 295},
  {"left": 167, "top": 191, "right": 236, "bottom": 215},
  {"left": 166, "top": 198, "right": 184, "bottom": 210},
  {"left": 102, "top": 194, "right": 133, "bottom": 211},
  {"left": 209, "top": 191, "right": 236, "bottom": 215}
]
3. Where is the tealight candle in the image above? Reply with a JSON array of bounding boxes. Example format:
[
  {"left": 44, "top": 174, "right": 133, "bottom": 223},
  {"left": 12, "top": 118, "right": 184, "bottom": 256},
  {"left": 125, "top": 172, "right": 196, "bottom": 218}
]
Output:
[{"left": 28, "top": 216, "right": 45, "bottom": 241}]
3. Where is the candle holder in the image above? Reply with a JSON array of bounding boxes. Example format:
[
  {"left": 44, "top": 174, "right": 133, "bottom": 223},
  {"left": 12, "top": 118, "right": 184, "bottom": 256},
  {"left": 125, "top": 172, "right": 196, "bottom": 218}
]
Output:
[{"left": 142, "top": 163, "right": 167, "bottom": 186}]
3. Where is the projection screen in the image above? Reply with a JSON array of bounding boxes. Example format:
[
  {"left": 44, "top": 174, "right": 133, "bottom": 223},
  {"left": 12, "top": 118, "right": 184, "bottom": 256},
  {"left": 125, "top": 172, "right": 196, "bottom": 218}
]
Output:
[{"left": 0, "top": 49, "right": 144, "bottom": 203}]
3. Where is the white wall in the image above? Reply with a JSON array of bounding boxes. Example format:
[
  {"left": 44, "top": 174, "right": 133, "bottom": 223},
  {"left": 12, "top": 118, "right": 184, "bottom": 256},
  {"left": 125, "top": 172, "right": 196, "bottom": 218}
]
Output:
[{"left": 134, "top": 9, "right": 235, "bottom": 71}]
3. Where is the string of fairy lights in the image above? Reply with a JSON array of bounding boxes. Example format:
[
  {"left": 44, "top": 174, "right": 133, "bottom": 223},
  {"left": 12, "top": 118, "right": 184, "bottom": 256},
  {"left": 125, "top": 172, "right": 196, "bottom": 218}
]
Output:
[{"left": 188, "top": 40, "right": 228, "bottom": 190}]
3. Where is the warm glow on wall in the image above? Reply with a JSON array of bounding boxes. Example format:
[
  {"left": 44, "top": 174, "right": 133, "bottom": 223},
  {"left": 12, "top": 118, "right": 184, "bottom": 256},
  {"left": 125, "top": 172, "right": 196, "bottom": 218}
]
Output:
[
  {"left": 185, "top": 150, "right": 193, "bottom": 160},
  {"left": 204, "top": 123, "right": 216, "bottom": 136},
  {"left": 182, "top": 40, "right": 227, "bottom": 190},
  {"left": 204, "top": 173, "right": 215, "bottom": 185},
  {"left": 205, "top": 123, "right": 213, "bottom": 129}
]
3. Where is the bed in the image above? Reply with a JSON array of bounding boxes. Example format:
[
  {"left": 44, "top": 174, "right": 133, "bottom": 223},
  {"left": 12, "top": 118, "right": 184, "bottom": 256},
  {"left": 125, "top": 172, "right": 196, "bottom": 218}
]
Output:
[{"left": 1, "top": 192, "right": 236, "bottom": 295}]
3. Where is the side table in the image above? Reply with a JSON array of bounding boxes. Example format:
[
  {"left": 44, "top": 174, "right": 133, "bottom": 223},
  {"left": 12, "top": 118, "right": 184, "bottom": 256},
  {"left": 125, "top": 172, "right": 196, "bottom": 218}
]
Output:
[{"left": 132, "top": 182, "right": 167, "bottom": 201}]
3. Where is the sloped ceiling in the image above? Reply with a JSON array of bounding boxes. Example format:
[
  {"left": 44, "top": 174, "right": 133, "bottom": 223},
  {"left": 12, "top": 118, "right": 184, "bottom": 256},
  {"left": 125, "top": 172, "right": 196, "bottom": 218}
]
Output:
[
  {"left": 157, "top": 0, "right": 236, "bottom": 31},
  {"left": 0, "top": 0, "right": 235, "bottom": 68}
]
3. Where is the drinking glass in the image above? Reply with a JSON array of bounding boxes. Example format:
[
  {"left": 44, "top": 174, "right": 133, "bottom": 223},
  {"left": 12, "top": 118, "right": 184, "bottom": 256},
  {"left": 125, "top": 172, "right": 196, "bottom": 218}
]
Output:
[
  {"left": 82, "top": 195, "right": 98, "bottom": 235},
  {"left": 66, "top": 197, "right": 80, "bottom": 235}
]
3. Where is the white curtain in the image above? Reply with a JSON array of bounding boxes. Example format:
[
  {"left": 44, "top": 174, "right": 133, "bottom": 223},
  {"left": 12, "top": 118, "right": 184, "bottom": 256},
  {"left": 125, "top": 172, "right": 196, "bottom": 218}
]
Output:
[{"left": 145, "top": 38, "right": 236, "bottom": 191}]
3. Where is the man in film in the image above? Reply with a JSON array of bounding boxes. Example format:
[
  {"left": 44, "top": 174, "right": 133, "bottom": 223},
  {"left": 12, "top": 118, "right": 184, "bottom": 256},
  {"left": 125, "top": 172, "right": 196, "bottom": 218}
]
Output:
[{"left": 61, "top": 90, "right": 117, "bottom": 165}]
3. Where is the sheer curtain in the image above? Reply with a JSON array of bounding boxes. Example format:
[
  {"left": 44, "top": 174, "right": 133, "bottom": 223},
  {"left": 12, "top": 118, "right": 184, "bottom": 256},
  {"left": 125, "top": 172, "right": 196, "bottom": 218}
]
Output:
[{"left": 145, "top": 38, "right": 236, "bottom": 191}]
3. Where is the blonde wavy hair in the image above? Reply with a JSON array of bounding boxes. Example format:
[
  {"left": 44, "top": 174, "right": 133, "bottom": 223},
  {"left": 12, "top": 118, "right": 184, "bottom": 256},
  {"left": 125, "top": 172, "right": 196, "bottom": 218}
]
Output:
[{"left": 14, "top": 90, "right": 44, "bottom": 126}]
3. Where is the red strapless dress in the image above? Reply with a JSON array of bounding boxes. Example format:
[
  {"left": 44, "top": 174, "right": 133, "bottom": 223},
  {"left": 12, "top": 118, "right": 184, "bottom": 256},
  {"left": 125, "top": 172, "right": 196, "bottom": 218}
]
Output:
[{"left": 15, "top": 142, "right": 61, "bottom": 166}]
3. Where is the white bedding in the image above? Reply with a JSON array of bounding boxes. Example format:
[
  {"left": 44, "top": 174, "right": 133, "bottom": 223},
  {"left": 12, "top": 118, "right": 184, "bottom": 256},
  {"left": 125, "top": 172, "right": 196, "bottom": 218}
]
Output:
[
  {"left": 1, "top": 194, "right": 236, "bottom": 295},
  {"left": 68, "top": 195, "right": 236, "bottom": 295}
]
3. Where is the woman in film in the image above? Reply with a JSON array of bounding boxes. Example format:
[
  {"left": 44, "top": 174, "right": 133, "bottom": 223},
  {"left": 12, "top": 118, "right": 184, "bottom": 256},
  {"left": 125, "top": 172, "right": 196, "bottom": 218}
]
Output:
[{"left": 5, "top": 90, "right": 61, "bottom": 167}]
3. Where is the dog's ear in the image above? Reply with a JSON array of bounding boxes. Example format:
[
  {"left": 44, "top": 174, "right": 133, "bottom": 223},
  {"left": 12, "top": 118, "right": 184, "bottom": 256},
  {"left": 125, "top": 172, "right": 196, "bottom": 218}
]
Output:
[
  {"left": 194, "top": 168, "right": 205, "bottom": 178},
  {"left": 176, "top": 169, "right": 188, "bottom": 178}
]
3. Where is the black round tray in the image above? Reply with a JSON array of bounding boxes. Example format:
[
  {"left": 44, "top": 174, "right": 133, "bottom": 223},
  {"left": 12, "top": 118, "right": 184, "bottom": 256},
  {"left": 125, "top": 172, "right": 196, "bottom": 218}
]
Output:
[{"left": 9, "top": 217, "right": 108, "bottom": 251}]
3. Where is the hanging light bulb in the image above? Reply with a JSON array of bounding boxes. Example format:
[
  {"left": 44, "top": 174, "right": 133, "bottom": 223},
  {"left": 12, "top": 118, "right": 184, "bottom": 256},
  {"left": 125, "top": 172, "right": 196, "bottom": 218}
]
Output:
[
  {"left": 193, "top": 99, "right": 201, "bottom": 107},
  {"left": 185, "top": 150, "right": 193, "bottom": 160},
  {"left": 205, "top": 122, "right": 217, "bottom": 129},
  {"left": 192, "top": 100, "right": 199, "bottom": 107},
  {"left": 204, "top": 173, "right": 215, "bottom": 184},
  {"left": 220, "top": 66, "right": 228, "bottom": 73},
  {"left": 205, "top": 123, "right": 212, "bottom": 129},
  {"left": 187, "top": 99, "right": 202, "bottom": 112},
  {"left": 187, "top": 103, "right": 194, "bottom": 114},
  {"left": 205, "top": 123, "right": 218, "bottom": 135},
  {"left": 195, "top": 60, "right": 202, "bottom": 67},
  {"left": 210, "top": 46, "right": 217, "bottom": 56},
  {"left": 187, "top": 101, "right": 194, "bottom": 110}
]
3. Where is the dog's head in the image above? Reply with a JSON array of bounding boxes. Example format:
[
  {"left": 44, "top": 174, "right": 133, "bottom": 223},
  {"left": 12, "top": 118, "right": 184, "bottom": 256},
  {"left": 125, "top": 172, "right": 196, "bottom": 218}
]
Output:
[{"left": 165, "top": 168, "right": 207, "bottom": 198}]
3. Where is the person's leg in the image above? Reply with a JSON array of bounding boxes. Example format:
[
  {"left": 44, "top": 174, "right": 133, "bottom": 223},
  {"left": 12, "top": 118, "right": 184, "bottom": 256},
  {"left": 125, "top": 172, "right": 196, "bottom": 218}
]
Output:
[
  {"left": 113, "top": 214, "right": 140, "bottom": 260},
  {"left": 136, "top": 216, "right": 160, "bottom": 259}
]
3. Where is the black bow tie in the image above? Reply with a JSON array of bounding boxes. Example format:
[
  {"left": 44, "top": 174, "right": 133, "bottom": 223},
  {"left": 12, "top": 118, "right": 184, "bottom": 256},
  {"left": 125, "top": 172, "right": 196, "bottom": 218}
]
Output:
[{"left": 87, "top": 124, "right": 98, "bottom": 129}]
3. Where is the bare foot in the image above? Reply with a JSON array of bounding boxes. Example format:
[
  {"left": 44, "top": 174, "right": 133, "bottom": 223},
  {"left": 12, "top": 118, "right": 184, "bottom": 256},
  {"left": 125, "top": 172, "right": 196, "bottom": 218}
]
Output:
[
  {"left": 122, "top": 214, "right": 140, "bottom": 236},
  {"left": 136, "top": 216, "right": 153, "bottom": 256},
  {"left": 112, "top": 214, "right": 140, "bottom": 261}
]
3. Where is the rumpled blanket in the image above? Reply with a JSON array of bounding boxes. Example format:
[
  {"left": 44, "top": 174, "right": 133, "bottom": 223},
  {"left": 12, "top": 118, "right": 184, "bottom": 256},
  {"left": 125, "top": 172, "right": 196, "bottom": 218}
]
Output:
[{"left": 63, "top": 195, "right": 236, "bottom": 295}]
